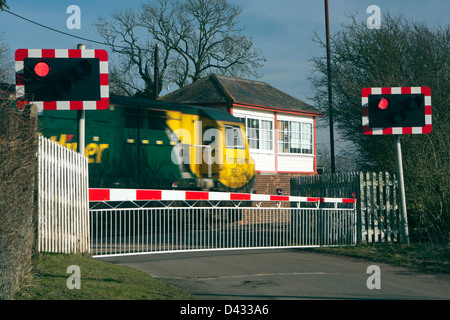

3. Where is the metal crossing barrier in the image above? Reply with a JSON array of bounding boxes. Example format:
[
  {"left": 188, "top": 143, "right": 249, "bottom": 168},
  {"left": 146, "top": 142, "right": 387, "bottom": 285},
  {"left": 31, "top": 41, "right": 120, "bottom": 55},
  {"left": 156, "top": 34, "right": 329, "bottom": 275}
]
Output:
[{"left": 89, "top": 189, "right": 357, "bottom": 257}]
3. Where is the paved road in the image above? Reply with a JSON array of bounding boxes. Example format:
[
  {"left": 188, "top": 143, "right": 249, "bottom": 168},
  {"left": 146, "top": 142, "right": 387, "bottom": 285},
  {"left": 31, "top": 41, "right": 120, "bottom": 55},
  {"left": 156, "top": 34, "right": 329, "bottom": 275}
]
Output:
[{"left": 97, "top": 249, "right": 450, "bottom": 300}]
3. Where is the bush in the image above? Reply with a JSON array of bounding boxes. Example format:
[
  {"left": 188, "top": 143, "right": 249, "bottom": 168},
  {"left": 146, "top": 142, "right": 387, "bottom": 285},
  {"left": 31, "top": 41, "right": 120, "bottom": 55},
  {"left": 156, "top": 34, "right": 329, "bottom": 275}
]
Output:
[{"left": 0, "top": 88, "right": 38, "bottom": 299}]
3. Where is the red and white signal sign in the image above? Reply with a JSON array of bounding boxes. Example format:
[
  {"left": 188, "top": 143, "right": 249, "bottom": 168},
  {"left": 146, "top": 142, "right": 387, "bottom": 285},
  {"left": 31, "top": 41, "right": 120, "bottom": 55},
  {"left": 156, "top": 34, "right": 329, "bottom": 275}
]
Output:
[
  {"left": 362, "top": 87, "right": 432, "bottom": 135},
  {"left": 15, "top": 48, "right": 109, "bottom": 110},
  {"left": 89, "top": 188, "right": 357, "bottom": 204}
]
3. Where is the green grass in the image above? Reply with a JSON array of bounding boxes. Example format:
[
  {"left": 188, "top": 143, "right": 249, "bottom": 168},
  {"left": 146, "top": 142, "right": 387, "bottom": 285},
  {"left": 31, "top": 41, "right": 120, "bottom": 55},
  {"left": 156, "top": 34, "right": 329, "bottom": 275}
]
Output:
[
  {"left": 310, "top": 243, "right": 450, "bottom": 274},
  {"left": 14, "top": 253, "right": 197, "bottom": 300},
  {"left": 15, "top": 243, "right": 449, "bottom": 300}
]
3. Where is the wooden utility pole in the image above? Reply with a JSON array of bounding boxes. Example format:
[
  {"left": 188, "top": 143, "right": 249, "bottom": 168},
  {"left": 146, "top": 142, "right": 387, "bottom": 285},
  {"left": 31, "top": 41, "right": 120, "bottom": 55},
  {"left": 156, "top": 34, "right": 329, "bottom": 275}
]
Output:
[
  {"left": 325, "top": 0, "right": 336, "bottom": 174},
  {"left": 154, "top": 43, "right": 159, "bottom": 100}
]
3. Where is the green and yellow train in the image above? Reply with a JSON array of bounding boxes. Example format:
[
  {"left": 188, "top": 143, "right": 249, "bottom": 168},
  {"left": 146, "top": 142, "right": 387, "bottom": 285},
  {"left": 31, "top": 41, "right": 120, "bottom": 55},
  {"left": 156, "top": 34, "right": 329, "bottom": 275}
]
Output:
[{"left": 38, "top": 95, "right": 255, "bottom": 192}]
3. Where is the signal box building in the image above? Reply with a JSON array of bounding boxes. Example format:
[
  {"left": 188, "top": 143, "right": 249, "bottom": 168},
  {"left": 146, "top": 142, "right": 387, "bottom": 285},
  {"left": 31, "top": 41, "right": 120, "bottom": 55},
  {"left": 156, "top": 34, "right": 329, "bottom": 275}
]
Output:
[{"left": 161, "top": 74, "right": 323, "bottom": 195}]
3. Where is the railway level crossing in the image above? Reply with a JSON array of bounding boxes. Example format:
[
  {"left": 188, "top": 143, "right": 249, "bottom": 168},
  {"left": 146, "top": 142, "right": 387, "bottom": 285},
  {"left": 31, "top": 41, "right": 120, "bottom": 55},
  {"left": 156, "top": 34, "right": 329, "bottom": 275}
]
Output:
[{"left": 88, "top": 188, "right": 357, "bottom": 257}]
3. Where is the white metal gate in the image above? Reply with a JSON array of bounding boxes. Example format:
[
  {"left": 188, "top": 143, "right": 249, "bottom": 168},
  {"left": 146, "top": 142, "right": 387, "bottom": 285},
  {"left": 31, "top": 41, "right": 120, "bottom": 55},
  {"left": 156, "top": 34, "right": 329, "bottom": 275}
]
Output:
[
  {"left": 89, "top": 189, "right": 357, "bottom": 257},
  {"left": 38, "top": 136, "right": 90, "bottom": 254}
]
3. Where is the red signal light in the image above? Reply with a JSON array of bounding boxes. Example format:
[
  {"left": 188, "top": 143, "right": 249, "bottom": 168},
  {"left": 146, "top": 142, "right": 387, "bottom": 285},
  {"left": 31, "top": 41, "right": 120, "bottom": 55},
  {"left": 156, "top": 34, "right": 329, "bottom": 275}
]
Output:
[
  {"left": 378, "top": 97, "right": 389, "bottom": 110},
  {"left": 34, "top": 61, "right": 50, "bottom": 77}
]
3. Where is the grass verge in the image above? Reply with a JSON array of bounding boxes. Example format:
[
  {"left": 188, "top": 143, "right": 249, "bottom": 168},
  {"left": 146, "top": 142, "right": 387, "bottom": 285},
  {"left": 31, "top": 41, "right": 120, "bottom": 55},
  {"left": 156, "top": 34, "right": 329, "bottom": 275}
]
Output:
[
  {"left": 14, "top": 243, "right": 449, "bottom": 300},
  {"left": 310, "top": 242, "right": 450, "bottom": 274},
  {"left": 14, "top": 253, "right": 197, "bottom": 300}
]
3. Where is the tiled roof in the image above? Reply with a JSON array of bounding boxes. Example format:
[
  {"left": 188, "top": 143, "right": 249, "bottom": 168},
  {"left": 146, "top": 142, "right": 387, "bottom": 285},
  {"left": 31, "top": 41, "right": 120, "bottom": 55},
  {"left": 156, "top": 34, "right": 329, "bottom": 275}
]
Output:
[{"left": 160, "top": 74, "right": 322, "bottom": 115}]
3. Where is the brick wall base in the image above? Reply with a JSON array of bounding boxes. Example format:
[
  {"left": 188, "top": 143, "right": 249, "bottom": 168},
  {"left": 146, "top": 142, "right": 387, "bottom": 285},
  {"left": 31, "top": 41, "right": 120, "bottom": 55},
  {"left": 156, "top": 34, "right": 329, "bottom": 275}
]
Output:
[
  {"left": 253, "top": 172, "right": 310, "bottom": 195},
  {"left": 251, "top": 172, "right": 311, "bottom": 208}
]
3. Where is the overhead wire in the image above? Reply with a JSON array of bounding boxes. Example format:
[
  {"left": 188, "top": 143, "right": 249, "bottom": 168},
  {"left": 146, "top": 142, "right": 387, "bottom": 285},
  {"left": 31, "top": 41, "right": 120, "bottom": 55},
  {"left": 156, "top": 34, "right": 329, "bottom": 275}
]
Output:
[{"left": 3, "top": 9, "right": 153, "bottom": 51}]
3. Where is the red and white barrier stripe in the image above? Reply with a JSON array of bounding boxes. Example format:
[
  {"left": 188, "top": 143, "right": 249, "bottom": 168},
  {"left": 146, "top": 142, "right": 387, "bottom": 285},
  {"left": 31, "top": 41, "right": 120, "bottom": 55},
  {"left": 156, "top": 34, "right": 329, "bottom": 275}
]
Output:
[
  {"left": 362, "top": 86, "right": 432, "bottom": 135},
  {"left": 15, "top": 48, "right": 109, "bottom": 110},
  {"left": 89, "top": 188, "right": 356, "bottom": 204}
]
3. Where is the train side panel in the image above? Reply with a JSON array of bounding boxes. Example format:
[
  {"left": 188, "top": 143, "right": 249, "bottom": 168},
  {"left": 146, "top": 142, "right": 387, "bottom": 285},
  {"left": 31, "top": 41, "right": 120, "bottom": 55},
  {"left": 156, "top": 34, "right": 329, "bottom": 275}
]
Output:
[
  {"left": 38, "top": 98, "right": 255, "bottom": 192},
  {"left": 39, "top": 107, "right": 182, "bottom": 189}
]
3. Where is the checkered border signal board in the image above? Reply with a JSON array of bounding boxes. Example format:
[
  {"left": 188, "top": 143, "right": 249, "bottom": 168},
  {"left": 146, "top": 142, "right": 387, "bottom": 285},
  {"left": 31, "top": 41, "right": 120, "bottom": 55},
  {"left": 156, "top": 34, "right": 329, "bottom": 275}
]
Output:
[
  {"left": 15, "top": 49, "right": 109, "bottom": 110},
  {"left": 362, "top": 87, "right": 432, "bottom": 135}
]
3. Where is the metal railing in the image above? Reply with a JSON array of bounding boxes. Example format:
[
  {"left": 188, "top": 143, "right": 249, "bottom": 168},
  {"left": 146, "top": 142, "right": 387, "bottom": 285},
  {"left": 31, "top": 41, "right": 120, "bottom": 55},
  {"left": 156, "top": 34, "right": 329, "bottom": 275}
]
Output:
[{"left": 89, "top": 189, "right": 357, "bottom": 257}]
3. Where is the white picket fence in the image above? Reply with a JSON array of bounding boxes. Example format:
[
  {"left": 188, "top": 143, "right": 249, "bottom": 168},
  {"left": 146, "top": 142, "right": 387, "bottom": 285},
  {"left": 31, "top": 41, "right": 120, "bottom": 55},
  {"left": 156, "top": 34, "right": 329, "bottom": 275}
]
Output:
[
  {"left": 37, "top": 136, "right": 90, "bottom": 253},
  {"left": 291, "top": 172, "right": 401, "bottom": 243}
]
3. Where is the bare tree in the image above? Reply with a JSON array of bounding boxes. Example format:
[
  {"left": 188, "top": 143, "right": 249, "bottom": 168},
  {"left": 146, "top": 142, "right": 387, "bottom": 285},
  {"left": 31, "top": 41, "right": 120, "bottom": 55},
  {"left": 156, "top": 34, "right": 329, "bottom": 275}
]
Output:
[
  {"left": 316, "top": 142, "right": 358, "bottom": 174},
  {"left": 94, "top": 0, "right": 265, "bottom": 98},
  {"left": 0, "top": 33, "right": 12, "bottom": 83},
  {"left": 0, "top": 1, "right": 8, "bottom": 11}
]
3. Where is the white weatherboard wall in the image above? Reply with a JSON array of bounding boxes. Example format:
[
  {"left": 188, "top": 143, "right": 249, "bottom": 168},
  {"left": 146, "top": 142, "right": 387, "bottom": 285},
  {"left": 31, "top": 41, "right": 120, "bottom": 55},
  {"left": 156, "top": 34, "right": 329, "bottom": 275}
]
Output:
[
  {"left": 233, "top": 108, "right": 276, "bottom": 172},
  {"left": 38, "top": 136, "right": 90, "bottom": 254},
  {"left": 233, "top": 108, "right": 315, "bottom": 173},
  {"left": 277, "top": 113, "right": 315, "bottom": 173},
  {"left": 277, "top": 154, "right": 314, "bottom": 173}
]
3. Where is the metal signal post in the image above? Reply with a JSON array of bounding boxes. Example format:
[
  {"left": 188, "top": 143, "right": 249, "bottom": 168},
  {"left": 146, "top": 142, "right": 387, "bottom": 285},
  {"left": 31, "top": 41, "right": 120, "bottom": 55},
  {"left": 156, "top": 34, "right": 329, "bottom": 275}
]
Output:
[
  {"left": 394, "top": 135, "right": 409, "bottom": 244},
  {"left": 77, "top": 44, "right": 85, "bottom": 154}
]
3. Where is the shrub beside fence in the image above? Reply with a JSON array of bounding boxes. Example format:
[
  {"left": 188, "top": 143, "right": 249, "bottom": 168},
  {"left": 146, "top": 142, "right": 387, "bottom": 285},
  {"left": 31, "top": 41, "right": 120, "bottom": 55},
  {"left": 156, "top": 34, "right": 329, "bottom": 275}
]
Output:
[
  {"left": 291, "top": 172, "right": 400, "bottom": 243},
  {"left": 0, "top": 102, "right": 37, "bottom": 299}
]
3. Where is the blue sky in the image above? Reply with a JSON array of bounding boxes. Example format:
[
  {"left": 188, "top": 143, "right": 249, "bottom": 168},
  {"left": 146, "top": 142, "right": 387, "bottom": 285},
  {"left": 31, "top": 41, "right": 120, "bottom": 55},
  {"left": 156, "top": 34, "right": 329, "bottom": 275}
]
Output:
[{"left": 1, "top": 0, "right": 448, "bottom": 148}]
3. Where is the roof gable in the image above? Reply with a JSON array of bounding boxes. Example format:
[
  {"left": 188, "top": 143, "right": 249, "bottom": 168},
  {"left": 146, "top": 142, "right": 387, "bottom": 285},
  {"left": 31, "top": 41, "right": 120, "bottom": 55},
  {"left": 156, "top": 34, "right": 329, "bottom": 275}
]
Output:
[
  {"left": 161, "top": 74, "right": 322, "bottom": 115},
  {"left": 161, "top": 75, "right": 231, "bottom": 105}
]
